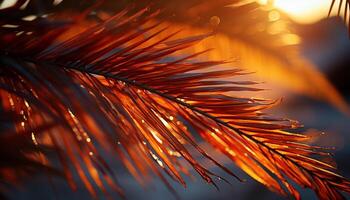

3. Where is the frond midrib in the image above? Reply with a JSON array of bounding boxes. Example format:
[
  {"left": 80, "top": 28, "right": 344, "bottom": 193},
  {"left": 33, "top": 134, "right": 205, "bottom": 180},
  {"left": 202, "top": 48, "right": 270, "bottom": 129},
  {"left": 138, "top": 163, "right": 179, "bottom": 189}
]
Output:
[{"left": 54, "top": 62, "right": 332, "bottom": 187}]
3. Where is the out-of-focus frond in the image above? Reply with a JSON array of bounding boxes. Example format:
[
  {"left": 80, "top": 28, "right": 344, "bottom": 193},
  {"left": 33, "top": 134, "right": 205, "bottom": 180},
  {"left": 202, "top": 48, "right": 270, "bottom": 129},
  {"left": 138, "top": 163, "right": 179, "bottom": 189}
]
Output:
[
  {"left": 0, "top": 109, "right": 61, "bottom": 198},
  {"left": 138, "top": 21, "right": 349, "bottom": 113},
  {"left": 1, "top": 2, "right": 350, "bottom": 200},
  {"left": 3, "top": 0, "right": 347, "bottom": 112},
  {"left": 329, "top": 0, "right": 350, "bottom": 33},
  {"left": 121, "top": 0, "right": 349, "bottom": 112}
]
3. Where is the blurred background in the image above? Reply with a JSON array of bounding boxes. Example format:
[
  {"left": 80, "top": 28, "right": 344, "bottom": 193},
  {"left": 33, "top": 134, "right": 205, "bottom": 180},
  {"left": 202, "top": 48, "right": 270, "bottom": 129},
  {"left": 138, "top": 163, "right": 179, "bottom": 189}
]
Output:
[{"left": 2, "top": 0, "right": 350, "bottom": 199}]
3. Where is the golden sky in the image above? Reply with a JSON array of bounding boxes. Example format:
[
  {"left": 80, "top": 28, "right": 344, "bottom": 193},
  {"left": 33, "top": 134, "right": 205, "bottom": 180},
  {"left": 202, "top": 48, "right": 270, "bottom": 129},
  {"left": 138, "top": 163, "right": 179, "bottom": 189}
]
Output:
[
  {"left": 0, "top": 0, "right": 344, "bottom": 24},
  {"left": 258, "top": 0, "right": 342, "bottom": 24}
]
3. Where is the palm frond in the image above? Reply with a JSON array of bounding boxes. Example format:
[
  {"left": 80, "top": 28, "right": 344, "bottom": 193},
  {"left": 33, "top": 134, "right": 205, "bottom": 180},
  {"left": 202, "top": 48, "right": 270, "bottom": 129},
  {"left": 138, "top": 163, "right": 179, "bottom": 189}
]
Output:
[
  {"left": 329, "top": 0, "right": 350, "bottom": 33},
  {"left": 0, "top": 2, "right": 350, "bottom": 200},
  {"left": 129, "top": 0, "right": 349, "bottom": 112},
  {"left": 2, "top": 0, "right": 347, "bottom": 112},
  {"left": 0, "top": 108, "right": 61, "bottom": 198}
]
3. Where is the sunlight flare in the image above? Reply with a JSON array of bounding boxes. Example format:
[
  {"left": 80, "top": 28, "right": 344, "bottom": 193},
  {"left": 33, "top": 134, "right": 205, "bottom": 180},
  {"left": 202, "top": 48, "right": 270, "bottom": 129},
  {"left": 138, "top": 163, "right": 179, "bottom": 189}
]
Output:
[{"left": 259, "top": 0, "right": 343, "bottom": 24}]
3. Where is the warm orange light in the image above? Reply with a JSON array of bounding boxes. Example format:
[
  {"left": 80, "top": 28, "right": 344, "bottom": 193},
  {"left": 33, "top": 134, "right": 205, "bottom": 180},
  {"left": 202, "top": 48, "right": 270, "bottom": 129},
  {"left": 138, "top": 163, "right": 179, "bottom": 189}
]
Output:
[
  {"left": 258, "top": 0, "right": 341, "bottom": 24},
  {"left": 274, "top": 0, "right": 331, "bottom": 23}
]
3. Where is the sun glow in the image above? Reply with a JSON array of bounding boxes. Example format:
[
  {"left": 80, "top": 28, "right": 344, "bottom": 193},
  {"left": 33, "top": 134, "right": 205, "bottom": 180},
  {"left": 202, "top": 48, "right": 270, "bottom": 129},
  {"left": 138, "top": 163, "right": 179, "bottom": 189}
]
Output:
[
  {"left": 259, "top": 0, "right": 339, "bottom": 24},
  {"left": 274, "top": 0, "right": 332, "bottom": 23}
]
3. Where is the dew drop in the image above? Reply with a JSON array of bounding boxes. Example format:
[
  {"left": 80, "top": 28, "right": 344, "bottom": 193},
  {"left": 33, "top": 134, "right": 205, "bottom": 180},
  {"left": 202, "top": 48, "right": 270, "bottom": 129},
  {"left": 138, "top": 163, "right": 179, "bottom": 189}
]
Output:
[
  {"left": 210, "top": 16, "right": 221, "bottom": 26},
  {"left": 22, "top": 15, "right": 37, "bottom": 21},
  {"left": 0, "top": 0, "right": 16, "bottom": 9},
  {"left": 31, "top": 132, "right": 38, "bottom": 145},
  {"left": 268, "top": 10, "right": 280, "bottom": 22},
  {"left": 53, "top": 0, "right": 63, "bottom": 6}
]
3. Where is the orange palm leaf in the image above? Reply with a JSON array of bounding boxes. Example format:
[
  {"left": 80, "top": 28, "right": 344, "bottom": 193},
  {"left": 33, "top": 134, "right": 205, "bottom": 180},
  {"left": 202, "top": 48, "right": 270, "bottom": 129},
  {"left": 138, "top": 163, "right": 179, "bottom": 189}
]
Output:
[{"left": 0, "top": 2, "right": 349, "bottom": 200}]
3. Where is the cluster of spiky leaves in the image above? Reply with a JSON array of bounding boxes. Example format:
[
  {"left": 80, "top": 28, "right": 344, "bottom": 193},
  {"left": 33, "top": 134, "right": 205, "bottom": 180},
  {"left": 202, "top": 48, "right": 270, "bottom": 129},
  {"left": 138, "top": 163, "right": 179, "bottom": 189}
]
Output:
[{"left": 0, "top": 1, "right": 350, "bottom": 200}]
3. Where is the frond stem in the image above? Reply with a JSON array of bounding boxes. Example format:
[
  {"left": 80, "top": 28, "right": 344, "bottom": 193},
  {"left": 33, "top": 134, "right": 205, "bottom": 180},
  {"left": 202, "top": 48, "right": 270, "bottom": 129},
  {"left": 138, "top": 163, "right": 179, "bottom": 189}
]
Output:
[
  {"left": 22, "top": 57, "right": 329, "bottom": 186},
  {"left": 77, "top": 67, "right": 324, "bottom": 180}
]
